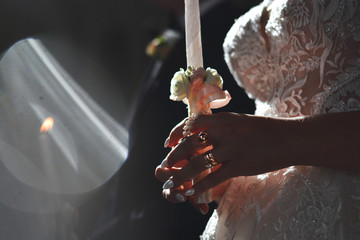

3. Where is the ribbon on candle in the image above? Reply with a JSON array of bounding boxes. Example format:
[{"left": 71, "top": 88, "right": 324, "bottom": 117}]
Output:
[
  {"left": 185, "top": 0, "right": 203, "bottom": 69},
  {"left": 200, "top": 84, "right": 231, "bottom": 109}
]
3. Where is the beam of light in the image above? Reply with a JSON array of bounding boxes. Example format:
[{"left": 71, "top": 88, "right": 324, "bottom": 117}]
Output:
[{"left": 28, "top": 39, "right": 128, "bottom": 160}]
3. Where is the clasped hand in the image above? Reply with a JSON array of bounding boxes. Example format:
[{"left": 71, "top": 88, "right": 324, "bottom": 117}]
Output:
[{"left": 155, "top": 112, "right": 293, "bottom": 214}]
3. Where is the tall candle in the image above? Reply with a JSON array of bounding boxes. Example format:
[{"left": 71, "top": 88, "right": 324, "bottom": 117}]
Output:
[
  {"left": 184, "top": 0, "right": 211, "bottom": 204},
  {"left": 185, "top": 0, "right": 203, "bottom": 68}
]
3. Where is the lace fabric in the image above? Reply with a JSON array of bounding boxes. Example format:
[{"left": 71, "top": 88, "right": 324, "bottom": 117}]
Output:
[
  {"left": 224, "top": 0, "right": 360, "bottom": 117},
  {"left": 201, "top": 0, "right": 360, "bottom": 239}
]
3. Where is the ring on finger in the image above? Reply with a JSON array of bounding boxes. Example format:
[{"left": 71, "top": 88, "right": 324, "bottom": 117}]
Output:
[
  {"left": 198, "top": 131, "right": 209, "bottom": 145},
  {"left": 204, "top": 150, "right": 219, "bottom": 168}
]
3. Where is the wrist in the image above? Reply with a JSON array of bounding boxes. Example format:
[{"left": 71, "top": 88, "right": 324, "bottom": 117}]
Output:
[
  {"left": 296, "top": 112, "right": 359, "bottom": 170},
  {"left": 267, "top": 116, "right": 309, "bottom": 168}
]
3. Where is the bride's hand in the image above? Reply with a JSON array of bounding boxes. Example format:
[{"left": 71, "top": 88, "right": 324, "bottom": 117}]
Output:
[{"left": 156, "top": 112, "right": 296, "bottom": 203}]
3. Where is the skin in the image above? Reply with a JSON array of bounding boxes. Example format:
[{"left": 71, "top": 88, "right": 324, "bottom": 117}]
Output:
[{"left": 155, "top": 111, "right": 360, "bottom": 213}]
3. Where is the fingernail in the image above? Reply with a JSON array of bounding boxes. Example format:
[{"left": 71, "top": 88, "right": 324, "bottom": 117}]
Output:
[
  {"left": 164, "top": 138, "right": 170, "bottom": 148},
  {"left": 162, "top": 179, "right": 174, "bottom": 189},
  {"left": 160, "top": 159, "right": 169, "bottom": 168},
  {"left": 185, "top": 188, "right": 195, "bottom": 196},
  {"left": 175, "top": 193, "right": 185, "bottom": 202},
  {"left": 185, "top": 119, "right": 190, "bottom": 125}
]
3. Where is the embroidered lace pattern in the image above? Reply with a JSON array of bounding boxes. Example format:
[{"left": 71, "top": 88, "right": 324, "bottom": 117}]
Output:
[{"left": 200, "top": 0, "right": 360, "bottom": 239}]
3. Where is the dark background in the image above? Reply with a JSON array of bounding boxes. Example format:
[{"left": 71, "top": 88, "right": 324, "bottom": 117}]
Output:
[{"left": 0, "top": 0, "right": 259, "bottom": 239}]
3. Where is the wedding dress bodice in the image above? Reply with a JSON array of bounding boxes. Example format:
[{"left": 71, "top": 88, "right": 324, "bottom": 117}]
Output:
[
  {"left": 225, "top": 0, "right": 360, "bottom": 117},
  {"left": 201, "top": 0, "right": 360, "bottom": 239}
]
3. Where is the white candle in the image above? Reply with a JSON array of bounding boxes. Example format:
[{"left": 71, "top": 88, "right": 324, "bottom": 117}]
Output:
[
  {"left": 184, "top": 0, "right": 212, "bottom": 204},
  {"left": 185, "top": 0, "right": 203, "bottom": 68}
]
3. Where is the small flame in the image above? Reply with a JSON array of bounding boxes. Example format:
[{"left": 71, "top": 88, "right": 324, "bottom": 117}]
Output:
[{"left": 40, "top": 117, "right": 54, "bottom": 133}]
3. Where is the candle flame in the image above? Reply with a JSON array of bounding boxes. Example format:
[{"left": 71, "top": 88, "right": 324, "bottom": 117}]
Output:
[{"left": 40, "top": 117, "right": 54, "bottom": 133}]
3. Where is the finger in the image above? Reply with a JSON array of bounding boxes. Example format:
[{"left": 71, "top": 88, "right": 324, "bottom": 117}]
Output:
[
  {"left": 166, "top": 118, "right": 187, "bottom": 148},
  {"left": 155, "top": 165, "right": 179, "bottom": 182},
  {"left": 162, "top": 181, "right": 192, "bottom": 203},
  {"left": 156, "top": 157, "right": 188, "bottom": 175},
  {"left": 162, "top": 189, "right": 187, "bottom": 203},
  {"left": 189, "top": 112, "right": 241, "bottom": 135},
  {"left": 187, "top": 113, "right": 213, "bottom": 134},
  {"left": 183, "top": 166, "right": 229, "bottom": 198},
  {"left": 166, "top": 133, "right": 212, "bottom": 167},
  {"left": 169, "top": 149, "right": 222, "bottom": 189}
]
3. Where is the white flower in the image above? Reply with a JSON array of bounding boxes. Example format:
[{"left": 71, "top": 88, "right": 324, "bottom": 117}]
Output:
[
  {"left": 170, "top": 68, "right": 190, "bottom": 101},
  {"left": 205, "top": 67, "right": 223, "bottom": 89}
]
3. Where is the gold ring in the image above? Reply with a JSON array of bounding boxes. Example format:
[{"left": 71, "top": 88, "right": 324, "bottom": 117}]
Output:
[
  {"left": 198, "top": 131, "right": 209, "bottom": 145},
  {"left": 204, "top": 151, "right": 219, "bottom": 168}
]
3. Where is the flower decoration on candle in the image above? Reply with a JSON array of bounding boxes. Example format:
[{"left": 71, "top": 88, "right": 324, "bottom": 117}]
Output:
[
  {"left": 170, "top": 68, "right": 190, "bottom": 101},
  {"left": 170, "top": 66, "right": 231, "bottom": 117}
]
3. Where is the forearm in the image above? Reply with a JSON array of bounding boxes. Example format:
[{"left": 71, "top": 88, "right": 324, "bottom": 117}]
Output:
[{"left": 289, "top": 111, "right": 360, "bottom": 171}]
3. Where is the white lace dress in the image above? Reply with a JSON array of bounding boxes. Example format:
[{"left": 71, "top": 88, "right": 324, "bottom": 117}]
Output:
[{"left": 201, "top": 0, "right": 360, "bottom": 239}]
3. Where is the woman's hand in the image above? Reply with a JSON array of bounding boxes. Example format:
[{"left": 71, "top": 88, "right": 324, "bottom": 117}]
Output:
[
  {"left": 155, "top": 110, "right": 360, "bottom": 212},
  {"left": 155, "top": 118, "right": 211, "bottom": 214},
  {"left": 155, "top": 112, "right": 296, "bottom": 207},
  {"left": 156, "top": 110, "right": 360, "bottom": 205}
]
